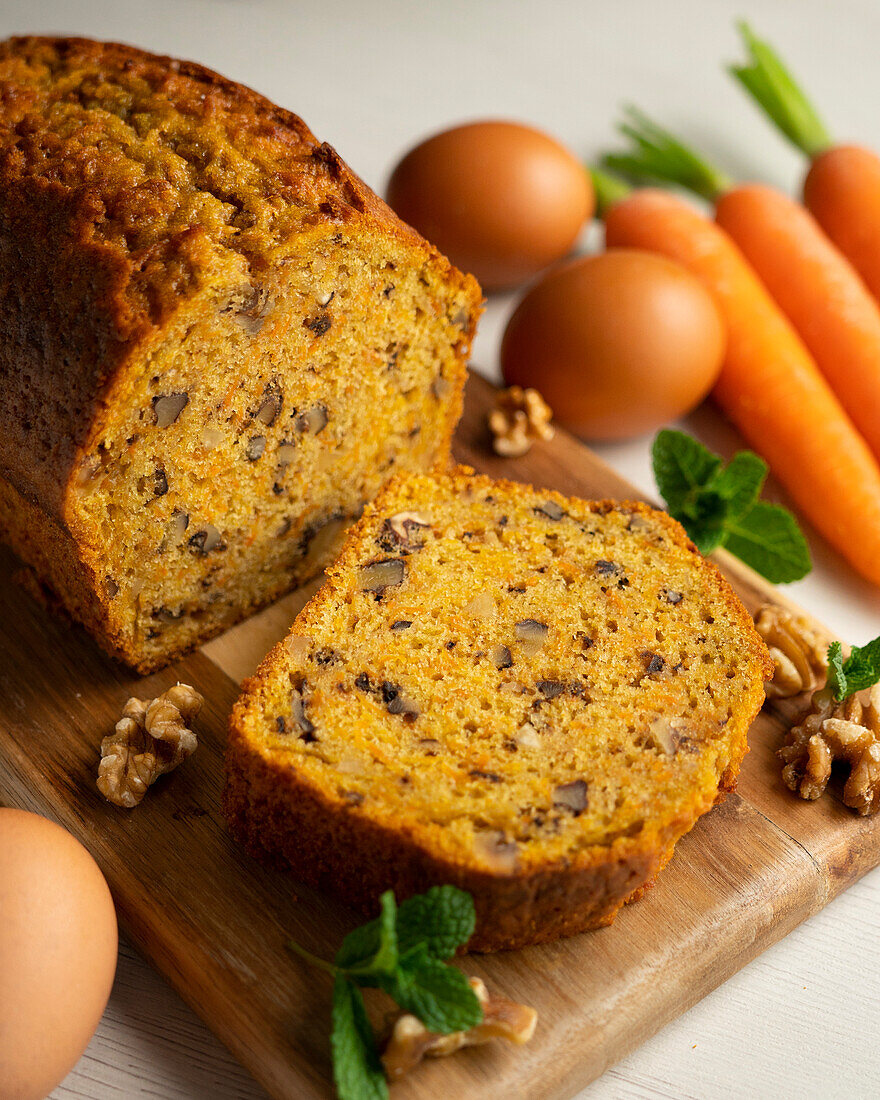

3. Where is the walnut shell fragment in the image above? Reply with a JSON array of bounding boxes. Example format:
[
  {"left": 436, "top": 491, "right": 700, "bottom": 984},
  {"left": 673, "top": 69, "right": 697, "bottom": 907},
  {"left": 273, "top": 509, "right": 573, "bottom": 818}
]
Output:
[
  {"left": 98, "top": 683, "right": 204, "bottom": 808},
  {"left": 381, "top": 976, "right": 537, "bottom": 1081}
]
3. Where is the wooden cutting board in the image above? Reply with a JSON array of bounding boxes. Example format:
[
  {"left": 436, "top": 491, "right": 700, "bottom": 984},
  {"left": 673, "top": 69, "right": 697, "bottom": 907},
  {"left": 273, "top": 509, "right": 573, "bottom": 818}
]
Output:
[{"left": 1, "top": 372, "right": 878, "bottom": 1100}]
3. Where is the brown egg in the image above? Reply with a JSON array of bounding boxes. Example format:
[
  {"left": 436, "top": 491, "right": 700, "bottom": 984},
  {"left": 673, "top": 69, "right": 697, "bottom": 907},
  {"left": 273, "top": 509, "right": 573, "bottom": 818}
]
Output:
[
  {"left": 387, "top": 120, "right": 593, "bottom": 291},
  {"left": 0, "top": 808, "right": 118, "bottom": 1099},
  {"left": 501, "top": 249, "right": 725, "bottom": 439}
]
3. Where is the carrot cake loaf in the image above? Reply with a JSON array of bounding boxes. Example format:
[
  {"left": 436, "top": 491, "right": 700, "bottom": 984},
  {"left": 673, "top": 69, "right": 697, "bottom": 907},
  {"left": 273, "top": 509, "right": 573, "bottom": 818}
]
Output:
[{"left": 0, "top": 36, "right": 480, "bottom": 671}]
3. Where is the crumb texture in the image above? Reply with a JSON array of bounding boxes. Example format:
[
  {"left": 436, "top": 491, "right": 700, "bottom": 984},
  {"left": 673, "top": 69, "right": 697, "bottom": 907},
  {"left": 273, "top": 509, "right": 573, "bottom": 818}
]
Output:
[{"left": 226, "top": 470, "right": 772, "bottom": 949}]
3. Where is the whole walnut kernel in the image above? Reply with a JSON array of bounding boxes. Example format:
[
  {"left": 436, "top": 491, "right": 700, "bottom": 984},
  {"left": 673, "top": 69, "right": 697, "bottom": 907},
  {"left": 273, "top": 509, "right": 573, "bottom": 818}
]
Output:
[
  {"left": 488, "top": 386, "right": 554, "bottom": 457},
  {"left": 779, "top": 684, "right": 880, "bottom": 815},
  {"left": 98, "top": 683, "right": 204, "bottom": 808},
  {"left": 754, "top": 604, "right": 829, "bottom": 699}
]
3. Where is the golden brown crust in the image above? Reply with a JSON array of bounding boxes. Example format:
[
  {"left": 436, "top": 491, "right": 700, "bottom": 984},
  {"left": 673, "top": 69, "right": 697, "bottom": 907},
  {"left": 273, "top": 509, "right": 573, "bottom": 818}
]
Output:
[
  {"left": 224, "top": 471, "right": 770, "bottom": 951},
  {"left": 0, "top": 475, "right": 130, "bottom": 663},
  {"left": 224, "top": 733, "right": 671, "bottom": 951},
  {"left": 0, "top": 34, "right": 472, "bottom": 514},
  {"left": 0, "top": 34, "right": 426, "bottom": 334},
  {"left": 0, "top": 36, "right": 480, "bottom": 671}
]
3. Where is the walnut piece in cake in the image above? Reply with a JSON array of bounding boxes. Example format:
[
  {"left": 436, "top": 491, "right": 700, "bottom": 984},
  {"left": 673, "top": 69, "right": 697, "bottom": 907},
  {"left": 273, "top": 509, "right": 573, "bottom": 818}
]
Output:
[
  {"left": 754, "top": 604, "right": 829, "bottom": 699},
  {"left": 381, "top": 976, "right": 537, "bottom": 1080},
  {"left": 778, "top": 684, "right": 880, "bottom": 815},
  {"left": 488, "top": 386, "right": 554, "bottom": 457},
  {"left": 98, "top": 683, "right": 204, "bottom": 808}
]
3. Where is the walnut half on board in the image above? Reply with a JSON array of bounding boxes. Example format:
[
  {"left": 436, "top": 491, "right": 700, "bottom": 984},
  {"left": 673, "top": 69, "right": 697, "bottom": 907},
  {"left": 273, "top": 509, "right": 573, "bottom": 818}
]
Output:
[
  {"left": 98, "top": 683, "right": 204, "bottom": 808},
  {"left": 381, "top": 976, "right": 537, "bottom": 1080},
  {"left": 488, "top": 386, "right": 554, "bottom": 457},
  {"left": 779, "top": 684, "right": 880, "bottom": 816},
  {"left": 754, "top": 603, "right": 829, "bottom": 699}
]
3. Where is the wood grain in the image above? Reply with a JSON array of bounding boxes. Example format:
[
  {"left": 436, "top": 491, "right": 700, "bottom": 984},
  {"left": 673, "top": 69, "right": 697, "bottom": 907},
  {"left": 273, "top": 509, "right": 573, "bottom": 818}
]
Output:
[{"left": 2, "top": 370, "right": 878, "bottom": 1100}]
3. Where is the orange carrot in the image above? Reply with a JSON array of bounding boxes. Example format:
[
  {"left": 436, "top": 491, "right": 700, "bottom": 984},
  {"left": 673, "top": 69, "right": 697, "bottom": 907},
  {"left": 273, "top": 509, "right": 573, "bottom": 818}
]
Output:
[
  {"left": 803, "top": 147, "right": 880, "bottom": 302},
  {"left": 714, "top": 183, "right": 880, "bottom": 462},
  {"left": 602, "top": 187, "right": 880, "bottom": 587},
  {"left": 730, "top": 25, "right": 880, "bottom": 306},
  {"left": 602, "top": 108, "right": 880, "bottom": 472}
]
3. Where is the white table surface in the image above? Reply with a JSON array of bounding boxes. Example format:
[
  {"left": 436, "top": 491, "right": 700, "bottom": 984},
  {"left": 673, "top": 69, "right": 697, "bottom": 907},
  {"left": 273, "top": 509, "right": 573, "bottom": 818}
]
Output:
[{"left": 3, "top": 0, "right": 878, "bottom": 1095}]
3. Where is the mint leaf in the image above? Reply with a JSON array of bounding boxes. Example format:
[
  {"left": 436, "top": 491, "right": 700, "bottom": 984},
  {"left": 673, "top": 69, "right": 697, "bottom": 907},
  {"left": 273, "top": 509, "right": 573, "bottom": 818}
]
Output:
[
  {"left": 652, "top": 430, "right": 811, "bottom": 583},
  {"left": 336, "top": 891, "right": 398, "bottom": 977},
  {"left": 334, "top": 920, "right": 381, "bottom": 971},
  {"left": 652, "top": 430, "right": 727, "bottom": 552},
  {"left": 841, "top": 636, "right": 880, "bottom": 696},
  {"left": 710, "top": 450, "right": 767, "bottom": 518},
  {"left": 331, "top": 976, "right": 388, "bottom": 1100},
  {"left": 396, "top": 886, "right": 476, "bottom": 961},
  {"left": 827, "top": 635, "right": 880, "bottom": 702},
  {"left": 826, "top": 641, "right": 848, "bottom": 701},
  {"left": 652, "top": 430, "right": 721, "bottom": 514},
  {"left": 383, "top": 949, "right": 483, "bottom": 1034},
  {"left": 723, "top": 502, "right": 811, "bottom": 583},
  {"left": 678, "top": 491, "right": 728, "bottom": 555}
]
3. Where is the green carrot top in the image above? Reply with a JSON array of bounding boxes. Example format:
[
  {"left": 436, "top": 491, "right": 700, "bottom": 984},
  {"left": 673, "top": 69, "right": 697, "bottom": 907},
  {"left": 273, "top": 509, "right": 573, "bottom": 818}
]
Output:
[
  {"left": 603, "top": 20, "right": 836, "bottom": 200},
  {"left": 589, "top": 166, "right": 632, "bottom": 216},
  {"left": 729, "top": 21, "right": 832, "bottom": 159},
  {"left": 601, "top": 105, "right": 733, "bottom": 203}
]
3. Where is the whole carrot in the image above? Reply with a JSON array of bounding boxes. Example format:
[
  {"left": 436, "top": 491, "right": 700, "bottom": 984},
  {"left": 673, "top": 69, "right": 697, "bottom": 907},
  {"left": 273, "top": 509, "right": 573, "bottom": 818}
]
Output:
[
  {"left": 595, "top": 182, "right": 880, "bottom": 588},
  {"left": 730, "top": 23, "right": 880, "bottom": 305},
  {"left": 715, "top": 184, "right": 880, "bottom": 462},
  {"left": 602, "top": 108, "right": 880, "bottom": 463}
]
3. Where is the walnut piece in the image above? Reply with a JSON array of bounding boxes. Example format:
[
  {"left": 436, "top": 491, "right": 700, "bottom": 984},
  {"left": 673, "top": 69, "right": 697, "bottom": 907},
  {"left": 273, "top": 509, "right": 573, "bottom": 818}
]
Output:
[
  {"left": 152, "top": 392, "right": 189, "bottom": 428},
  {"left": 359, "top": 557, "right": 405, "bottom": 593},
  {"left": 488, "top": 386, "right": 554, "bottom": 457},
  {"left": 778, "top": 684, "right": 880, "bottom": 815},
  {"left": 98, "top": 683, "right": 204, "bottom": 808},
  {"left": 754, "top": 603, "right": 829, "bottom": 698},
  {"left": 386, "top": 511, "right": 431, "bottom": 548},
  {"left": 381, "top": 976, "right": 537, "bottom": 1081}
]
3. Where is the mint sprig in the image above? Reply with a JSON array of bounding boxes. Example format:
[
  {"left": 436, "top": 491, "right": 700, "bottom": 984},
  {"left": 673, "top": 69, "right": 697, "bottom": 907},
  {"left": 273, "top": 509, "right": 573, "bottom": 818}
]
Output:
[
  {"left": 652, "top": 430, "right": 811, "bottom": 583},
  {"left": 826, "top": 636, "right": 880, "bottom": 702},
  {"left": 288, "top": 886, "right": 480, "bottom": 1100},
  {"left": 331, "top": 977, "right": 387, "bottom": 1100}
]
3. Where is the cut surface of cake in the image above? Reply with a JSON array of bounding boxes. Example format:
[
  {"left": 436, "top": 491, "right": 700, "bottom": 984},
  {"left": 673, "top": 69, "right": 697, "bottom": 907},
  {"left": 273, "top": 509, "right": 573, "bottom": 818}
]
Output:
[
  {"left": 0, "top": 36, "right": 480, "bottom": 672},
  {"left": 226, "top": 470, "right": 772, "bottom": 951}
]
